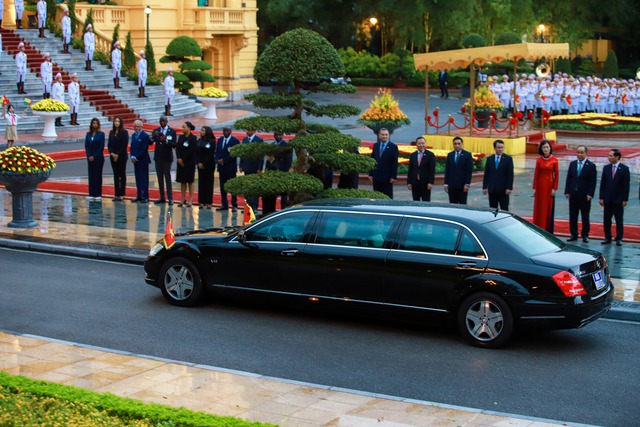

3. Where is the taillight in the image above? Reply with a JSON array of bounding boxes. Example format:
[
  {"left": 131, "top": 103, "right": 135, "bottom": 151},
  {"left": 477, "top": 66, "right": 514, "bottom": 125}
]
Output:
[{"left": 552, "top": 271, "right": 587, "bottom": 297}]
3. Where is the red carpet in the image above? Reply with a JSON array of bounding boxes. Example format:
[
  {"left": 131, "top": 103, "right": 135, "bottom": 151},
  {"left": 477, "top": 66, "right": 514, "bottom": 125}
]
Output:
[{"left": 521, "top": 216, "right": 640, "bottom": 243}]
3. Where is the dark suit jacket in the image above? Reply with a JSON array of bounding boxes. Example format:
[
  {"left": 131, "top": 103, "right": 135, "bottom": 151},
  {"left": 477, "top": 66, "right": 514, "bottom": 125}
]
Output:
[
  {"left": 482, "top": 153, "right": 514, "bottom": 194},
  {"left": 438, "top": 70, "right": 448, "bottom": 84},
  {"left": 239, "top": 135, "right": 264, "bottom": 174},
  {"left": 600, "top": 163, "right": 630, "bottom": 204},
  {"left": 369, "top": 141, "right": 399, "bottom": 183},
  {"left": 130, "top": 131, "right": 150, "bottom": 164},
  {"left": 108, "top": 129, "right": 129, "bottom": 159},
  {"left": 407, "top": 149, "right": 435, "bottom": 187},
  {"left": 215, "top": 135, "right": 240, "bottom": 173},
  {"left": 275, "top": 138, "right": 293, "bottom": 172},
  {"left": 150, "top": 126, "right": 177, "bottom": 162},
  {"left": 444, "top": 149, "right": 473, "bottom": 190},
  {"left": 564, "top": 159, "right": 597, "bottom": 198}
]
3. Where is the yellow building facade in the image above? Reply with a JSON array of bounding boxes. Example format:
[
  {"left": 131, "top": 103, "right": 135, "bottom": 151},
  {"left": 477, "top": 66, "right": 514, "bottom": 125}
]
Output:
[{"left": 3, "top": 0, "right": 259, "bottom": 100}]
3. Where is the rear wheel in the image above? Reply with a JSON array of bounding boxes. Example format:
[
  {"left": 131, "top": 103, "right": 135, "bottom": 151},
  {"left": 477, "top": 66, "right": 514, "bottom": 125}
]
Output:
[
  {"left": 159, "top": 257, "right": 204, "bottom": 307},
  {"left": 458, "top": 292, "right": 513, "bottom": 348}
]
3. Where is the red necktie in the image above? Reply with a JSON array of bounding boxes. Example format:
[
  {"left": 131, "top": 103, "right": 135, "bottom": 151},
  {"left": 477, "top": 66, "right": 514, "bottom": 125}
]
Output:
[{"left": 612, "top": 165, "right": 616, "bottom": 178}]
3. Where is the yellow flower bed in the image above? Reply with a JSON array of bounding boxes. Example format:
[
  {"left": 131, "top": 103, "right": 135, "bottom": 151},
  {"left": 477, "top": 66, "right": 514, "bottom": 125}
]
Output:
[
  {"left": 196, "top": 87, "right": 228, "bottom": 98},
  {"left": 0, "top": 146, "right": 56, "bottom": 173},
  {"left": 31, "top": 99, "right": 70, "bottom": 112}
]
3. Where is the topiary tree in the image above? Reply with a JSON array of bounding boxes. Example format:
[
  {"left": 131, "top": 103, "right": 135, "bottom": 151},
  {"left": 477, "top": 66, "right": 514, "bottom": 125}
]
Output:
[
  {"left": 46, "top": 0, "right": 57, "bottom": 27},
  {"left": 462, "top": 33, "right": 486, "bottom": 48},
  {"left": 159, "top": 36, "right": 215, "bottom": 94},
  {"left": 555, "top": 56, "right": 572, "bottom": 75},
  {"left": 494, "top": 32, "right": 522, "bottom": 46},
  {"left": 123, "top": 32, "right": 136, "bottom": 71},
  {"left": 603, "top": 50, "right": 619, "bottom": 78},
  {"left": 110, "top": 23, "right": 120, "bottom": 50},
  {"left": 145, "top": 39, "right": 157, "bottom": 74},
  {"left": 67, "top": 0, "right": 78, "bottom": 34},
  {"left": 226, "top": 28, "right": 381, "bottom": 204},
  {"left": 80, "top": 8, "right": 94, "bottom": 50}
]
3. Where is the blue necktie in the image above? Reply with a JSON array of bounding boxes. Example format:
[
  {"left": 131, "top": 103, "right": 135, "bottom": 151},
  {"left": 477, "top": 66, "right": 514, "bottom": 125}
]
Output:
[
  {"left": 577, "top": 161, "right": 582, "bottom": 176},
  {"left": 495, "top": 155, "right": 500, "bottom": 169}
]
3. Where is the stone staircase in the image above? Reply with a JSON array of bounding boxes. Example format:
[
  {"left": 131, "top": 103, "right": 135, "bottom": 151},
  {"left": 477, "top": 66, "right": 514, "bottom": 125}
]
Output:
[{"left": 0, "top": 28, "right": 206, "bottom": 133}]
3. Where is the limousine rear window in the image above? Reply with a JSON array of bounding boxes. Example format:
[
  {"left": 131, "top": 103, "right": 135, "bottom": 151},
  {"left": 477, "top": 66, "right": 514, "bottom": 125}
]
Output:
[{"left": 488, "top": 216, "right": 562, "bottom": 256}]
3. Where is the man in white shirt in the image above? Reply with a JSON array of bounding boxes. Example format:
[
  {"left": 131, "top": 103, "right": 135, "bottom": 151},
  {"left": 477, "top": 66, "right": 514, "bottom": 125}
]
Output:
[
  {"left": 15, "top": 42, "right": 27, "bottom": 94},
  {"left": 40, "top": 53, "right": 53, "bottom": 99},
  {"left": 61, "top": 8, "right": 72, "bottom": 54},
  {"left": 52, "top": 73, "right": 65, "bottom": 127},
  {"left": 15, "top": 0, "right": 25, "bottom": 29},
  {"left": 111, "top": 40, "right": 122, "bottom": 89},
  {"left": 37, "top": 0, "right": 47, "bottom": 38},
  {"left": 137, "top": 50, "right": 148, "bottom": 98},
  {"left": 84, "top": 24, "right": 95, "bottom": 71},
  {"left": 164, "top": 68, "right": 175, "bottom": 116}
]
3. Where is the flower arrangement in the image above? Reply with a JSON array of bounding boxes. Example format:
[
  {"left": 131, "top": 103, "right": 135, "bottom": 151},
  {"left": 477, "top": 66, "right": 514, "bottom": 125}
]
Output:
[
  {"left": 464, "top": 85, "right": 504, "bottom": 113},
  {"left": 548, "top": 112, "right": 640, "bottom": 131},
  {"left": 358, "top": 88, "right": 411, "bottom": 131},
  {"left": 31, "top": 99, "right": 70, "bottom": 112},
  {"left": 0, "top": 146, "right": 56, "bottom": 173},
  {"left": 196, "top": 87, "right": 228, "bottom": 98}
]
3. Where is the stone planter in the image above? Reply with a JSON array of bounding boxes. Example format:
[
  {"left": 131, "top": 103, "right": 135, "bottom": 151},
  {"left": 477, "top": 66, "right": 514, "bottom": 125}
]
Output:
[
  {"left": 32, "top": 110, "right": 70, "bottom": 138},
  {"left": 197, "top": 97, "right": 227, "bottom": 120},
  {"left": 0, "top": 171, "right": 51, "bottom": 228}
]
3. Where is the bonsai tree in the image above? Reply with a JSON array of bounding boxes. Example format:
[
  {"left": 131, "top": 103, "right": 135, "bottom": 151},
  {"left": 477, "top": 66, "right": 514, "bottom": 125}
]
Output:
[
  {"left": 159, "top": 36, "right": 215, "bottom": 93},
  {"left": 494, "top": 32, "right": 522, "bottom": 46},
  {"left": 225, "top": 28, "right": 380, "bottom": 203},
  {"left": 462, "top": 33, "right": 486, "bottom": 48}
]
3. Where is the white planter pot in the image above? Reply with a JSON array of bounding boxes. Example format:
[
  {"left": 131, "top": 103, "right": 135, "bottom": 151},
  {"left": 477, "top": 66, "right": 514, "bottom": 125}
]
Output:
[
  {"left": 32, "top": 110, "right": 70, "bottom": 138},
  {"left": 197, "top": 97, "right": 227, "bottom": 120}
]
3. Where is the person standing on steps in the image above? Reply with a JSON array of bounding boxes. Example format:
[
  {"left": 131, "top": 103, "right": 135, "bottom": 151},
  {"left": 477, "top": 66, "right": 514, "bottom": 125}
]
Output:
[
  {"left": 14, "top": 0, "right": 24, "bottom": 29},
  {"left": 111, "top": 40, "right": 122, "bottom": 89},
  {"left": 84, "top": 24, "right": 95, "bottom": 71},
  {"left": 36, "top": 0, "right": 47, "bottom": 38},
  {"left": 15, "top": 42, "right": 27, "bottom": 94},
  {"left": 61, "top": 8, "right": 71, "bottom": 54},
  {"left": 137, "top": 50, "right": 147, "bottom": 98},
  {"left": 40, "top": 53, "right": 53, "bottom": 99},
  {"left": 51, "top": 73, "right": 65, "bottom": 127},
  {"left": 164, "top": 68, "right": 175, "bottom": 116},
  {"left": 68, "top": 73, "right": 80, "bottom": 126}
]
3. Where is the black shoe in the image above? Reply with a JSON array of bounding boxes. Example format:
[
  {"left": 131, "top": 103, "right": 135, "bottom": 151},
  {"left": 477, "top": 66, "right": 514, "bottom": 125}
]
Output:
[
  {"left": 567, "top": 236, "right": 578, "bottom": 242},
  {"left": 216, "top": 206, "right": 229, "bottom": 211},
  {"left": 140, "top": 199, "right": 148, "bottom": 203},
  {"left": 112, "top": 197, "right": 119, "bottom": 202},
  {"left": 232, "top": 207, "right": 238, "bottom": 212},
  {"left": 582, "top": 237, "right": 589, "bottom": 243},
  {"left": 601, "top": 240, "right": 611, "bottom": 245},
  {"left": 154, "top": 199, "right": 166, "bottom": 204},
  {"left": 168, "top": 200, "right": 174, "bottom": 205},
  {"left": 616, "top": 239, "right": 622, "bottom": 246},
  {"left": 131, "top": 198, "right": 141, "bottom": 203}
]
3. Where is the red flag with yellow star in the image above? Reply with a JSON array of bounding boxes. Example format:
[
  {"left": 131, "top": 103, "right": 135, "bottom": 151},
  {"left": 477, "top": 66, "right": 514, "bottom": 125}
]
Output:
[
  {"left": 243, "top": 204, "right": 256, "bottom": 225},
  {"left": 163, "top": 213, "right": 176, "bottom": 249}
]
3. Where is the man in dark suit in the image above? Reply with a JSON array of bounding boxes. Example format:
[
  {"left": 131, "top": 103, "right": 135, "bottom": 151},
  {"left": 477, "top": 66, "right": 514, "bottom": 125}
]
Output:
[
  {"left": 564, "top": 145, "right": 597, "bottom": 243},
  {"left": 239, "top": 127, "right": 263, "bottom": 212},
  {"left": 215, "top": 126, "right": 240, "bottom": 211},
  {"left": 599, "top": 148, "right": 630, "bottom": 246},
  {"left": 407, "top": 136, "right": 435, "bottom": 201},
  {"left": 482, "top": 139, "right": 514, "bottom": 210},
  {"left": 439, "top": 70, "right": 448, "bottom": 98},
  {"left": 130, "top": 120, "right": 151, "bottom": 203},
  {"left": 368, "top": 128, "right": 398, "bottom": 199},
  {"left": 444, "top": 136, "right": 473, "bottom": 204},
  {"left": 149, "top": 115, "right": 177, "bottom": 205},
  {"left": 273, "top": 131, "right": 292, "bottom": 208}
]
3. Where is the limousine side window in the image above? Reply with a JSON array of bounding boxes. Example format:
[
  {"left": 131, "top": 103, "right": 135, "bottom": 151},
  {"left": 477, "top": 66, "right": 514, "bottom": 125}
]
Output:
[
  {"left": 455, "top": 229, "right": 485, "bottom": 258},
  {"left": 244, "top": 212, "right": 314, "bottom": 242},
  {"left": 399, "top": 218, "right": 460, "bottom": 255},
  {"left": 315, "top": 213, "right": 395, "bottom": 248}
]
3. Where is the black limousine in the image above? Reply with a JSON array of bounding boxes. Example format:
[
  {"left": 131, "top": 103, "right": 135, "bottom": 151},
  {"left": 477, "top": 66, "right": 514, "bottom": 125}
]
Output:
[{"left": 144, "top": 199, "right": 614, "bottom": 348}]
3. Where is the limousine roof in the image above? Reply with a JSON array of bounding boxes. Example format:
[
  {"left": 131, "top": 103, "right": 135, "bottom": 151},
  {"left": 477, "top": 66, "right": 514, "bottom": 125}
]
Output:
[{"left": 293, "top": 198, "right": 514, "bottom": 224}]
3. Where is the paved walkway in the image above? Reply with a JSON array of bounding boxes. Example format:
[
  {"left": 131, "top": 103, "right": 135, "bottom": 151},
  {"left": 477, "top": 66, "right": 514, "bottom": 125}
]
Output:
[{"left": 1, "top": 94, "right": 639, "bottom": 426}]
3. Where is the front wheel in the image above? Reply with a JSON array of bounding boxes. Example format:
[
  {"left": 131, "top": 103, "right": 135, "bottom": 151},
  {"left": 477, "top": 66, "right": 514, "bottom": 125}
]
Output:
[
  {"left": 159, "top": 257, "right": 204, "bottom": 307},
  {"left": 458, "top": 292, "right": 514, "bottom": 348}
]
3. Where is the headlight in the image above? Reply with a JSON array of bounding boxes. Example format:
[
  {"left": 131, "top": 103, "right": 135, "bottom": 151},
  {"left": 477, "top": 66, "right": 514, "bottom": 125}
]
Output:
[{"left": 149, "top": 243, "right": 164, "bottom": 257}]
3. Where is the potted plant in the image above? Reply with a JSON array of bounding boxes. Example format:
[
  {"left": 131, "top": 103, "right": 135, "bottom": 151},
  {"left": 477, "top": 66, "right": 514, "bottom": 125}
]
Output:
[
  {"left": 31, "top": 99, "right": 70, "bottom": 137},
  {"left": 463, "top": 85, "right": 504, "bottom": 128},
  {"left": 0, "top": 146, "right": 56, "bottom": 228},
  {"left": 196, "top": 87, "right": 228, "bottom": 120},
  {"left": 357, "top": 88, "right": 411, "bottom": 134}
]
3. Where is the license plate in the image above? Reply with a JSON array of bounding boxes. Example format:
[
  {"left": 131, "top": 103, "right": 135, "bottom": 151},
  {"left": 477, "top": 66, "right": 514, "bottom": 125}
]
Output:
[{"left": 592, "top": 271, "right": 605, "bottom": 290}]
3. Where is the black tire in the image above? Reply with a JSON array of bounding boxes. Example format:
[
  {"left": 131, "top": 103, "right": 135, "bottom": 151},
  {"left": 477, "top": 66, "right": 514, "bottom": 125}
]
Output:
[
  {"left": 458, "top": 292, "right": 514, "bottom": 348},
  {"left": 159, "top": 257, "right": 204, "bottom": 307}
]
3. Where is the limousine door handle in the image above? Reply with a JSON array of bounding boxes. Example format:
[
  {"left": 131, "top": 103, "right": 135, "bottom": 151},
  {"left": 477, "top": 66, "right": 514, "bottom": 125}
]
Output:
[
  {"left": 457, "top": 261, "right": 477, "bottom": 269},
  {"left": 281, "top": 249, "right": 299, "bottom": 256}
]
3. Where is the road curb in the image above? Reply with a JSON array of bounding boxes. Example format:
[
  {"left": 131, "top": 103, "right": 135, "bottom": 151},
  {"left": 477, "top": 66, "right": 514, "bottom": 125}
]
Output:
[{"left": 1, "top": 237, "right": 638, "bottom": 323}]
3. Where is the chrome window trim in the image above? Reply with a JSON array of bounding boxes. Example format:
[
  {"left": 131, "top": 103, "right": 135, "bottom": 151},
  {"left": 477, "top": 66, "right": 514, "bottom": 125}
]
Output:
[{"left": 229, "top": 209, "right": 319, "bottom": 243}]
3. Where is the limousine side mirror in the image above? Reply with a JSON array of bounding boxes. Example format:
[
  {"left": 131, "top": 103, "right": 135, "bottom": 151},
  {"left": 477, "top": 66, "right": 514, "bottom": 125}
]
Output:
[{"left": 237, "top": 230, "right": 258, "bottom": 248}]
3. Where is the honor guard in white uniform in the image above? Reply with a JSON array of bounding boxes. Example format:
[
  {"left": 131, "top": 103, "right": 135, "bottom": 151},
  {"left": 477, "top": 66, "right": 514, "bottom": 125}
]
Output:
[
  {"left": 68, "top": 73, "right": 81, "bottom": 126},
  {"left": 15, "top": 0, "right": 24, "bottom": 29},
  {"left": 137, "top": 50, "right": 148, "bottom": 98},
  {"left": 15, "top": 42, "right": 27, "bottom": 94},
  {"left": 164, "top": 68, "right": 175, "bottom": 116},
  {"left": 111, "top": 40, "right": 122, "bottom": 88},
  {"left": 40, "top": 53, "right": 53, "bottom": 99},
  {"left": 52, "top": 73, "right": 65, "bottom": 127},
  {"left": 37, "top": 0, "right": 47, "bottom": 37},
  {"left": 499, "top": 75, "right": 512, "bottom": 117},
  {"left": 84, "top": 24, "right": 95, "bottom": 71},
  {"left": 62, "top": 8, "right": 72, "bottom": 54}
]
